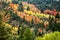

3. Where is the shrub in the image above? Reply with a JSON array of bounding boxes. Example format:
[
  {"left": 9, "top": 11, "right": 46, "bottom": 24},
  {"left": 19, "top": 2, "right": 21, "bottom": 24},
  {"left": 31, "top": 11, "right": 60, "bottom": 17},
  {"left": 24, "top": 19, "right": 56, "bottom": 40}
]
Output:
[
  {"left": 35, "top": 31, "right": 60, "bottom": 40},
  {"left": 7, "top": 35, "right": 19, "bottom": 40},
  {"left": 35, "top": 37, "right": 44, "bottom": 40}
]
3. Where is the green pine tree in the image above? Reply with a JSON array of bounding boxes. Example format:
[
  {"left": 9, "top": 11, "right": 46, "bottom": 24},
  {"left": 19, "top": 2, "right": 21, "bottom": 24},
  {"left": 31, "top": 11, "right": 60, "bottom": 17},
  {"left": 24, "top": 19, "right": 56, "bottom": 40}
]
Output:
[
  {"left": 18, "top": 6, "right": 23, "bottom": 11},
  {"left": 55, "top": 13, "right": 59, "bottom": 18},
  {"left": 30, "top": 19, "right": 34, "bottom": 27},
  {"left": 27, "top": 6, "right": 30, "bottom": 11},
  {"left": 18, "top": 26, "right": 25, "bottom": 40},
  {"left": 18, "top": 1, "right": 23, "bottom": 11},
  {"left": 23, "top": 27, "right": 32, "bottom": 40}
]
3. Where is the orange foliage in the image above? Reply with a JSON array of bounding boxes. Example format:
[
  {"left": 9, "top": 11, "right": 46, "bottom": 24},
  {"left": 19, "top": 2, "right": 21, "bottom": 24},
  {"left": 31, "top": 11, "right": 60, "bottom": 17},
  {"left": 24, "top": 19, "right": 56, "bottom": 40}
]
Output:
[
  {"left": 25, "top": 15, "right": 33, "bottom": 22},
  {"left": 44, "top": 22, "right": 49, "bottom": 27},
  {"left": 44, "top": 22, "right": 47, "bottom": 27},
  {"left": 44, "top": 10, "right": 50, "bottom": 14},
  {"left": 38, "top": 28, "right": 42, "bottom": 32},
  {"left": 53, "top": 11, "right": 57, "bottom": 16},
  {"left": 9, "top": 4, "right": 19, "bottom": 11},
  {"left": 35, "top": 17, "right": 40, "bottom": 23},
  {"left": 2, "top": 17, "right": 8, "bottom": 22},
  {"left": 59, "top": 12, "right": 60, "bottom": 16}
]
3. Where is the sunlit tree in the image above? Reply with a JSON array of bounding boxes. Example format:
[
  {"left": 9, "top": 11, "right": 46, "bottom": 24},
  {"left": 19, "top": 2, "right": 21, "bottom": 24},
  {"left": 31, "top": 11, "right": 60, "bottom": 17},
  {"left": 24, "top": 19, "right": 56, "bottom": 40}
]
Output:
[{"left": 0, "top": 14, "right": 8, "bottom": 40}]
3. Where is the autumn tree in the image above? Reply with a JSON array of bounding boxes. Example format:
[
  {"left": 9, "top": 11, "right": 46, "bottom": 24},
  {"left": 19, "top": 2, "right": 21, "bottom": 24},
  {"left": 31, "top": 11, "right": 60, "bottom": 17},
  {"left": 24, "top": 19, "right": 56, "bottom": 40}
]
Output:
[{"left": 0, "top": 14, "right": 8, "bottom": 40}]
